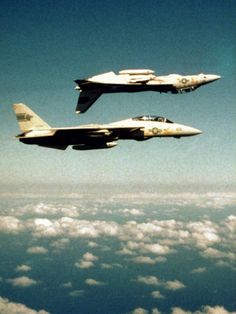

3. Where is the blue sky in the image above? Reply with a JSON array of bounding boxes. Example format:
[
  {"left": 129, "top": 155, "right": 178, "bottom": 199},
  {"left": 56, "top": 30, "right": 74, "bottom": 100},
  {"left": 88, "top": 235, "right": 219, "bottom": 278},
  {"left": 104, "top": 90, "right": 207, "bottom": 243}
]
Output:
[{"left": 0, "top": 0, "right": 235, "bottom": 188}]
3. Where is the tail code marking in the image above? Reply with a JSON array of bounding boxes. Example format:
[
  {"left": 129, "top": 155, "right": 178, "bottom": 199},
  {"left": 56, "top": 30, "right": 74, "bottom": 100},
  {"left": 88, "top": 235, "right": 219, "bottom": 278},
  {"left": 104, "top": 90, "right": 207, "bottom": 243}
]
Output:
[{"left": 16, "top": 113, "right": 33, "bottom": 122}]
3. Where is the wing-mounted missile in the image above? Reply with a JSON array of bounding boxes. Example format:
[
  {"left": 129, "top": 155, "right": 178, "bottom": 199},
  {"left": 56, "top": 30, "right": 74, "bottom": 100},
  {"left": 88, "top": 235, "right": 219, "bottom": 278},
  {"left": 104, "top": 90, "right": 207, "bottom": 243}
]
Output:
[{"left": 72, "top": 141, "right": 118, "bottom": 150}]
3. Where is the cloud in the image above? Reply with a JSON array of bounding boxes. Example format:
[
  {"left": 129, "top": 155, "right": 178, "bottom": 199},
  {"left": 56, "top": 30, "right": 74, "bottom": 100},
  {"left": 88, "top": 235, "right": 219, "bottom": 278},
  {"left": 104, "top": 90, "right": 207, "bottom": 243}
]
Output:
[
  {"left": 85, "top": 278, "right": 106, "bottom": 286},
  {"left": 171, "top": 308, "right": 191, "bottom": 314},
  {"left": 171, "top": 305, "right": 236, "bottom": 314},
  {"left": 129, "top": 305, "right": 236, "bottom": 314},
  {"left": 164, "top": 280, "right": 186, "bottom": 290},
  {"left": 50, "top": 238, "right": 70, "bottom": 250},
  {"left": 128, "top": 308, "right": 161, "bottom": 314},
  {"left": 130, "top": 256, "right": 157, "bottom": 264},
  {"left": 122, "top": 208, "right": 144, "bottom": 216},
  {"left": 151, "top": 290, "right": 165, "bottom": 299},
  {"left": 117, "top": 240, "right": 174, "bottom": 258},
  {"left": 7, "top": 276, "right": 38, "bottom": 287},
  {"left": 88, "top": 241, "right": 98, "bottom": 248},
  {"left": 11, "top": 203, "right": 79, "bottom": 218},
  {"left": 201, "top": 248, "right": 235, "bottom": 261},
  {"left": 27, "top": 246, "right": 48, "bottom": 254},
  {"left": 142, "top": 243, "right": 174, "bottom": 255},
  {"left": 15, "top": 265, "right": 32, "bottom": 272},
  {"left": 61, "top": 282, "right": 72, "bottom": 288},
  {"left": 191, "top": 267, "right": 206, "bottom": 274},
  {"left": 129, "top": 308, "right": 149, "bottom": 314},
  {"left": 75, "top": 252, "right": 98, "bottom": 269},
  {"left": 0, "top": 296, "right": 50, "bottom": 314},
  {"left": 200, "top": 305, "right": 236, "bottom": 314},
  {"left": 75, "top": 261, "right": 94, "bottom": 269},
  {"left": 225, "top": 215, "right": 236, "bottom": 233},
  {"left": 135, "top": 276, "right": 185, "bottom": 291},
  {"left": 83, "top": 252, "right": 98, "bottom": 262},
  {"left": 0, "top": 216, "right": 23, "bottom": 234},
  {"left": 1, "top": 201, "right": 235, "bottom": 269},
  {"left": 69, "top": 290, "right": 84, "bottom": 297},
  {"left": 101, "top": 263, "right": 113, "bottom": 269},
  {"left": 30, "top": 218, "right": 62, "bottom": 237},
  {"left": 135, "top": 276, "right": 160, "bottom": 286},
  {"left": 110, "top": 192, "right": 236, "bottom": 209}
]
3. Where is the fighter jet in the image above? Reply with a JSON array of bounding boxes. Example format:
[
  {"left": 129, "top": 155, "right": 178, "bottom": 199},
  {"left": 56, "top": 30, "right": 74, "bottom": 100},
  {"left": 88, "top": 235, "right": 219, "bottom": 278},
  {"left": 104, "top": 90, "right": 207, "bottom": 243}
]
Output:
[
  {"left": 13, "top": 103, "right": 201, "bottom": 151},
  {"left": 75, "top": 69, "right": 221, "bottom": 113}
]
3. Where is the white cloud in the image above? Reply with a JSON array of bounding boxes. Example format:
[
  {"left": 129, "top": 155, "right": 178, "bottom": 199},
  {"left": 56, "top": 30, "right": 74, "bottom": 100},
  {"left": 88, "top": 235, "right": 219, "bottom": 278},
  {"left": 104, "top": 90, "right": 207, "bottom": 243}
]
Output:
[
  {"left": 200, "top": 305, "right": 236, "bottom": 314},
  {"left": 151, "top": 290, "right": 165, "bottom": 299},
  {"left": 201, "top": 248, "right": 235, "bottom": 261},
  {"left": 88, "top": 241, "right": 98, "bottom": 248},
  {"left": 1, "top": 202, "right": 235, "bottom": 269},
  {"left": 69, "top": 290, "right": 84, "bottom": 297},
  {"left": 75, "top": 261, "right": 94, "bottom": 269},
  {"left": 110, "top": 191, "right": 236, "bottom": 209},
  {"left": 171, "top": 308, "right": 191, "bottom": 314},
  {"left": 225, "top": 215, "right": 236, "bottom": 233},
  {"left": 191, "top": 267, "right": 206, "bottom": 274},
  {"left": 101, "top": 263, "right": 113, "bottom": 269},
  {"left": 15, "top": 265, "right": 31, "bottom": 272},
  {"left": 85, "top": 278, "right": 105, "bottom": 286},
  {"left": 0, "top": 296, "right": 50, "bottom": 314},
  {"left": 30, "top": 218, "right": 62, "bottom": 237},
  {"left": 122, "top": 208, "right": 144, "bottom": 216},
  {"left": 164, "top": 280, "right": 186, "bottom": 290},
  {"left": 50, "top": 238, "right": 70, "bottom": 250},
  {"left": 27, "top": 246, "right": 48, "bottom": 254},
  {"left": 131, "top": 256, "right": 166, "bottom": 265},
  {"left": 7, "top": 276, "right": 38, "bottom": 287},
  {"left": 171, "top": 305, "right": 236, "bottom": 314},
  {"left": 131, "top": 256, "right": 156, "bottom": 264},
  {"left": 143, "top": 243, "right": 173, "bottom": 255},
  {"left": 61, "top": 282, "right": 72, "bottom": 288},
  {"left": 135, "top": 276, "right": 160, "bottom": 286},
  {"left": 75, "top": 252, "right": 98, "bottom": 269},
  {"left": 128, "top": 308, "right": 161, "bottom": 314},
  {"left": 0, "top": 216, "right": 23, "bottom": 234},
  {"left": 13, "top": 203, "right": 79, "bottom": 218},
  {"left": 129, "top": 308, "right": 149, "bottom": 314},
  {"left": 117, "top": 240, "right": 174, "bottom": 258},
  {"left": 135, "top": 276, "right": 185, "bottom": 291},
  {"left": 83, "top": 252, "right": 98, "bottom": 262}
]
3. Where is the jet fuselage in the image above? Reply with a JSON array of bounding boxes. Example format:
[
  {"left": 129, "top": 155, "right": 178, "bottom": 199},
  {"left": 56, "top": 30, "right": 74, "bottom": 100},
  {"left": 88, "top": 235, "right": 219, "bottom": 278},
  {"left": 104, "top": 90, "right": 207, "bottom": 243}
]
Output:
[
  {"left": 75, "top": 69, "right": 221, "bottom": 113},
  {"left": 13, "top": 104, "right": 202, "bottom": 151}
]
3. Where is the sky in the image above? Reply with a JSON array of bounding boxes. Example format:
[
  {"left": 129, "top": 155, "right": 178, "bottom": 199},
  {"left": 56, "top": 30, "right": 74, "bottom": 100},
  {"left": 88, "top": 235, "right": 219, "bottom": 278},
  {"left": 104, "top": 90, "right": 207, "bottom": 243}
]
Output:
[
  {"left": 0, "top": 2, "right": 236, "bottom": 313},
  {"left": 0, "top": 0, "right": 235, "bottom": 190}
]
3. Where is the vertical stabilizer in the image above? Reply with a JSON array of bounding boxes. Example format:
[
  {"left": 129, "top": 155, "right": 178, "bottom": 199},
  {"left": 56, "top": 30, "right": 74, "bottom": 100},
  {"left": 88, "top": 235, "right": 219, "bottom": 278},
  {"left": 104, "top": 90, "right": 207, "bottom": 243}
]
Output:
[{"left": 13, "top": 103, "right": 51, "bottom": 132}]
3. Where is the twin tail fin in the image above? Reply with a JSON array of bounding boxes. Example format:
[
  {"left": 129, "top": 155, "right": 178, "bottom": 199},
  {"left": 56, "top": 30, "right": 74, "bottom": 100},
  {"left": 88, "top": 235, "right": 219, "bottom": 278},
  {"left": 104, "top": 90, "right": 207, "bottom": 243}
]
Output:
[{"left": 13, "top": 103, "right": 50, "bottom": 133}]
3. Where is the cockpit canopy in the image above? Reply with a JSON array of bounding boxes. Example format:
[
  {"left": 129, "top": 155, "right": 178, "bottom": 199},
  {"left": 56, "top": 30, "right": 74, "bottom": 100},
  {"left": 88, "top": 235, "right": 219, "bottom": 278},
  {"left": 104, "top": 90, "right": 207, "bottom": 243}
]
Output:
[{"left": 132, "top": 115, "right": 173, "bottom": 123}]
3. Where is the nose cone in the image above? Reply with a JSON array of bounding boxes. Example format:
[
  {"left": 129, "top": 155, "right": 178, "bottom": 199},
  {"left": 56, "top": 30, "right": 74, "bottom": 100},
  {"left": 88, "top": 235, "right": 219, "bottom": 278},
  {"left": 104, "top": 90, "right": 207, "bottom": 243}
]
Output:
[
  {"left": 180, "top": 125, "right": 202, "bottom": 136},
  {"left": 186, "top": 126, "right": 202, "bottom": 136},
  {"left": 207, "top": 74, "right": 221, "bottom": 82},
  {"left": 202, "top": 74, "right": 221, "bottom": 83}
]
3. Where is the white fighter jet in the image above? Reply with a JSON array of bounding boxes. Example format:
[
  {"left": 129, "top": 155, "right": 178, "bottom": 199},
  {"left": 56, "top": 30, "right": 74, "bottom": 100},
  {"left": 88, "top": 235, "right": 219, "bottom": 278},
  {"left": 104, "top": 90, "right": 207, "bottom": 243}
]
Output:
[
  {"left": 75, "top": 69, "right": 221, "bottom": 113},
  {"left": 13, "top": 103, "right": 201, "bottom": 151}
]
